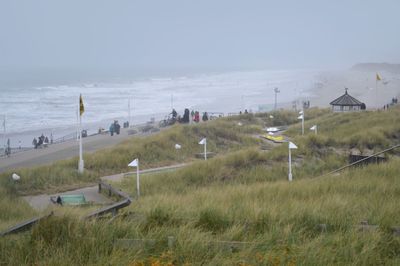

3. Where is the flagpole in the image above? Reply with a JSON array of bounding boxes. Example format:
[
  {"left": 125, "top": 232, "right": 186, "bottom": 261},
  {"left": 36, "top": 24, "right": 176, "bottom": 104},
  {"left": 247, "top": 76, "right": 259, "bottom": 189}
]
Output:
[
  {"left": 128, "top": 99, "right": 131, "bottom": 127},
  {"left": 76, "top": 105, "right": 79, "bottom": 140},
  {"left": 288, "top": 146, "right": 292, "bottom": 182},
  {"left": 3, "top": 115, "right": 6, "bottom": 154},
  {"left": 376, "top": 76, "right": 378, "bottom": 110},
  {"left": 204, "top": 139, "right": 207, "bottom": 160},
  {"left": 136, "top": 159, "right": 140, "bottom": 198},
  {"left": 78, "top": 113, "right": 84, "bottom": 173},
  {"left": 315, "top": 125, "right": 317, "bottom": 135}
]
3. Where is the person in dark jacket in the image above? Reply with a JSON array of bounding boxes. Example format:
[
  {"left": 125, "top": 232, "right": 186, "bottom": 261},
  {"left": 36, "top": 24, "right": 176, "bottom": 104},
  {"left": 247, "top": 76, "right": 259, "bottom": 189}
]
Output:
[{"left": 202, "top": 112, "right": 209, "bottom": 122}]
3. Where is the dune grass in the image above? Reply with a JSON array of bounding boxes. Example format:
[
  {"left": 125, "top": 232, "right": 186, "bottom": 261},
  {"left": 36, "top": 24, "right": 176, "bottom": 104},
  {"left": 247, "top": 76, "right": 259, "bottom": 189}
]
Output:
[
  {"left": 1, "top": 107, "right": 400, "bottom": 264},
  {"left": 1, "top": 159, "right": 399, "bottom": 265}
]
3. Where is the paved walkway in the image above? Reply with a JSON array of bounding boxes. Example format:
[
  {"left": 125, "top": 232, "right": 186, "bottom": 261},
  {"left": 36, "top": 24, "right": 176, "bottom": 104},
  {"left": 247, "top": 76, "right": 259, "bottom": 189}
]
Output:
[
  {"left": 23, "top": 163, "right": 189, "bottom": 211},
  {"left": 0, "top": 127, "right": 163, "bottom": 173}
]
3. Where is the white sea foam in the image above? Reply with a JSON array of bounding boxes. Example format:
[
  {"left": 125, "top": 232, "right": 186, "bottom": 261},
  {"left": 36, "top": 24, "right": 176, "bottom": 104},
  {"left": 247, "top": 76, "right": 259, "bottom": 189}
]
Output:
[{"left": 0, "top": 69, "right": 320, "bottom": 146}]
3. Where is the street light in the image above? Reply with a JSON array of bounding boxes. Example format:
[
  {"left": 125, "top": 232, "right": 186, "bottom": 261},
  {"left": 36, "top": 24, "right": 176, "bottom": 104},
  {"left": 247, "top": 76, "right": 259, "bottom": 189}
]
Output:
[{"left": 274, "top": 87, "right": 280, "bottom": 110}]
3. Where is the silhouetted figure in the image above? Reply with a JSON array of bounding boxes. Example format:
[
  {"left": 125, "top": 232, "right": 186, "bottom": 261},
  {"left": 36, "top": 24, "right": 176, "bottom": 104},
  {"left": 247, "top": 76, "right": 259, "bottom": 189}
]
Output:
[
  {"left": 114, "top": 120, "right": 121, "bottom": 135},
  {"left": 202, "top": 112, "right": 209, "bottom": 122},
  {"left": 181, "top": 108, "right": 190, "bottom": 123},
  {"left": 33, "top": 138, "right": 38, "bottom": 149},
  {"left": 171, "top": 109, "right": 177, "bottom": 119}
]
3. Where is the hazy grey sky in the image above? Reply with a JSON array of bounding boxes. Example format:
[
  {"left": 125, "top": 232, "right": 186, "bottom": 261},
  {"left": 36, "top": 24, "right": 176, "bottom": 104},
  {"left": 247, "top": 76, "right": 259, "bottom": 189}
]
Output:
[{"left": 0, "top": 0, "right": 399, "bottom": 71}]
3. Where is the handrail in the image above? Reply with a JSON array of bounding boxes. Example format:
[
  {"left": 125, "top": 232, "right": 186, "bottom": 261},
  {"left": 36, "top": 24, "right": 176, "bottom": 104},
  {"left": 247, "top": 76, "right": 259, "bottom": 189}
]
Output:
[
  {"left": 318, "top": 144, "right": 400, "bottom": 178},
  {"left": 0, "top": 212, "right": 53, "bottom": 237}
]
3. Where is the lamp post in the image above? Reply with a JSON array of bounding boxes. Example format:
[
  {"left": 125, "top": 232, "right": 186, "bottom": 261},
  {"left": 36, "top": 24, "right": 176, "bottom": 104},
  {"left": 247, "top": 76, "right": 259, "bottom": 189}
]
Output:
[{"left": 274, "top": 87, "right": 280, "bottom": 110}]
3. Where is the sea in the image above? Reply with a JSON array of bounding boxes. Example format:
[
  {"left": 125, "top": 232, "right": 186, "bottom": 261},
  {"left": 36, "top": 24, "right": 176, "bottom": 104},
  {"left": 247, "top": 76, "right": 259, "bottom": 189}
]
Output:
[{"left": 0, "top": 68, "right": 320, "bottom": 148}]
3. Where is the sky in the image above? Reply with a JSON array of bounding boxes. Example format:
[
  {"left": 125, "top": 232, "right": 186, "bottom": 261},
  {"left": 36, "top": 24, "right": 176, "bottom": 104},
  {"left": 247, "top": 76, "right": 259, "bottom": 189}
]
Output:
[{"left": 0, "top": 0, "right": 399, "bottom": 74}]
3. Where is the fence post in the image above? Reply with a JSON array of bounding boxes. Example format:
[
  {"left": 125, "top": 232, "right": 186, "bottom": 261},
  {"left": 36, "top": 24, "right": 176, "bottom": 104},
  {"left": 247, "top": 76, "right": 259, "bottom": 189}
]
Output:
[{"left": 168, "top": 236, "right": 175, "bottom": 250}]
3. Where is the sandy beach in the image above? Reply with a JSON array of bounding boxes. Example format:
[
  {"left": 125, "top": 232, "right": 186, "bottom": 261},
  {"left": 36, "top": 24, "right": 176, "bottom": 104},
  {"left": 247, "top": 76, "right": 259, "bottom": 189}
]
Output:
[
  {"left": 1, "top": 69, "right": 399, "bottom": 174},
  {"left": 310, "top": 70, "right": 400, "bottom": 108}
]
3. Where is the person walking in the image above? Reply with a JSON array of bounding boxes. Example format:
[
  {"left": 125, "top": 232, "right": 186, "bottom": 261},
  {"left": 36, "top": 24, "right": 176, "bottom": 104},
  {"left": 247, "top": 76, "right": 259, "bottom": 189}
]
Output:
[
  {"left": 33, "top": 138, "right": 38, "bottom": 149},
  {"left": 109, "top": 123, "right": 115, "bottom": 136}
]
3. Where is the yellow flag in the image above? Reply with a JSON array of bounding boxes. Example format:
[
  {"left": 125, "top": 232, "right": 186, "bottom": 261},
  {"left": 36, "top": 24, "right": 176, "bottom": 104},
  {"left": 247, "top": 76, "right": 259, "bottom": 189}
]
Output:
[
  {"left": 79, "top": 94, "right": 85, "bottom": 116},
  {"left": 376, "top": 73, "right": 381, "bottom": 81}
]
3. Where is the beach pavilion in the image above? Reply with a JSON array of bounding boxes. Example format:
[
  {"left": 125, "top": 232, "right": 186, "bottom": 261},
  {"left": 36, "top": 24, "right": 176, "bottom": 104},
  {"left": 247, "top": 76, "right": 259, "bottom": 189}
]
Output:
[{"left": 330, "top": 88, "right": 365, "bottom": 112}]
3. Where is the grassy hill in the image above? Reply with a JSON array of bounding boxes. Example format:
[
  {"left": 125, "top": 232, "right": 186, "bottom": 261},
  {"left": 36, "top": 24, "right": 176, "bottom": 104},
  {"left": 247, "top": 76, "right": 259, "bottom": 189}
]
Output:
[{"left": 1, "top": 106, "right": 400, "bottom": 265}]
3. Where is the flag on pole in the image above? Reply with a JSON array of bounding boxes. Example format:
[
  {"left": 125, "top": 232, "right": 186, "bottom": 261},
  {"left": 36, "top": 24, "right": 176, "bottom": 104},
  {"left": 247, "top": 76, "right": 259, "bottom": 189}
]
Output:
[
  {"left": 376, "top": 73, "right": 382, "bottom": 81},
  {"left": 128, "top": 158, "right": 138, "bottom": 167},
  {"left": 289, "top": 142, "right": 298, "bottom": 149},
  {"left": 79, "top": 94, "right": 85, "bottom": 116},
  {"left": 297, "top": 115, "right": 303, "bottom": 120},
  {"left": 199, "top": 138, "right": 206, "bottom": 145},
  {"left": 310, "top": 125, "right": 317, "bottom": 131},
  {"left": 299, "top": 110, "right": 303, "bottom": 115},
  {"left": 175, "top": 144, "right": 182, "bottom": 149}
]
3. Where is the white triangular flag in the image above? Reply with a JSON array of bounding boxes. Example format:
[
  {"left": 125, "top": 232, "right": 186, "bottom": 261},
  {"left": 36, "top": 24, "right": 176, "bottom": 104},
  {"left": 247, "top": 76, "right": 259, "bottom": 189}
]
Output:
[
  {"left": 310, "top": 125, "right": 317, "bottom": 131},
  {"left": 299, "top": 110, "right": 303, "bottom": 114},
  {"left": 128, "top": 158, "right": 138, "bottom": 167},
  {"left": 269, "top": 115, "right": 274, "bottom": 119},
  {"left": 289, "top": 142, "right": 298, "bottom": 149},
  {"left": 175, "top": 144, "right": 182, "bottom": 149},
  {"left": 12, "top": 173, "right": 20, "bottom": 181},
  {"left": 298, "top": 115, "right": 303, "bottom": 120},
  {"left": 199, "top": 138, "right": 206, "bottom": 145}
]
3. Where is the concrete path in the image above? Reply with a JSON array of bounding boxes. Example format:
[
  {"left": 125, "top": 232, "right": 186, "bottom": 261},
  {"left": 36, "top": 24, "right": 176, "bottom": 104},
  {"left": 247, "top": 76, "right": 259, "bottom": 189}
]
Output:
[
  {"left": 24, "top": 163, "right": 189, "bottom": 211},
  {"left": 0, "top": 127, "right": 161, "bottom": 173}
]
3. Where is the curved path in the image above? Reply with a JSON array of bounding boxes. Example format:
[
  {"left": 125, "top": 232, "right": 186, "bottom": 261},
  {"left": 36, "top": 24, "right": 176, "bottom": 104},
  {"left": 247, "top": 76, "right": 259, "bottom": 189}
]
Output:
[{"left": 23, "top": 163, "right": 188, "bottom": 211}]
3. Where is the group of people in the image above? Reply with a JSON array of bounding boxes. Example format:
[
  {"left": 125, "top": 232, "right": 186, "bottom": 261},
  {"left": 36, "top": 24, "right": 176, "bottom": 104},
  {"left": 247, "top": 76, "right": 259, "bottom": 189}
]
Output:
[
  {"left": 109, "top": 120, "right": 121, "bottom": 136},
  {"left": 32, "top": 134, "right": 51, "bottom": 149},
  {"left": 171, "top": 109, "right": 209, "bottom": 123},
  {"left": 187, "top": 109, "right": 209, "bottom": 123},
  {"left": 383, "top": 97, "right": 399, "bottom": 110}
]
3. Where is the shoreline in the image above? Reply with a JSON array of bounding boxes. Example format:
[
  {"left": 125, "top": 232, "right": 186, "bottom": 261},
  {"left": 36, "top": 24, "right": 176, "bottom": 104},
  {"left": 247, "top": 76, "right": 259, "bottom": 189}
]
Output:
[{"left": 1, "top": 69, "right": 399, "bottom": 172}]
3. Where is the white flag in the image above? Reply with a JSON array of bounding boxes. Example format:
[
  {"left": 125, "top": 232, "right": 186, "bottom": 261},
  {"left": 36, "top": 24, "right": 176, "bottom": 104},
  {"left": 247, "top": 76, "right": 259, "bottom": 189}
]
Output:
[
  {"left": 269, "top": 115, "right": 274, "bottom": 119},
  {"left": 299, "top": 110, "right": 303, "bottom": 115},
  {"left": 298, "top": 115, "right": 303, "bottom": 120},
  {"left": 128, "top": 158, "right": 138, "bottom": 167},
  {"left": 175, "top": 144, "right": 182, "bottom": 149},
  {"left": 289, "top": 142, "right": 298, "bottom": 149},
  {"left": 199, "top": 138, "right": 206, "bottom": 145},
  {"left": 310, "top": 125, "right": 317, "bottom": 131}
]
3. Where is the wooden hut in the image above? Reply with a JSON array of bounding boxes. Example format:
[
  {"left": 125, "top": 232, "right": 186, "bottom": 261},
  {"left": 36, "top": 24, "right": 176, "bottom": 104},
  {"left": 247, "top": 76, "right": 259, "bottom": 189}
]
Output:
[{"left": 330, "top": 88, "right": 365, "bottom": 112}]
